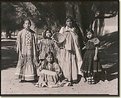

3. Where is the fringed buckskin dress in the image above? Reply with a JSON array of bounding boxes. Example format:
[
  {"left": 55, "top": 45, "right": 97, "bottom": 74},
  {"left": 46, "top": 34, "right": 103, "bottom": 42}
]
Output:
[{"left": 37, "top": 60, "right": 62, "bottom": 86}]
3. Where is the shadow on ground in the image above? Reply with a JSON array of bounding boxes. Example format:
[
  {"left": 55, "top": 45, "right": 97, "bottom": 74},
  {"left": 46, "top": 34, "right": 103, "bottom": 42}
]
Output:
[{"left": 1, "top": 40, "right": 18, "bottom": 70}]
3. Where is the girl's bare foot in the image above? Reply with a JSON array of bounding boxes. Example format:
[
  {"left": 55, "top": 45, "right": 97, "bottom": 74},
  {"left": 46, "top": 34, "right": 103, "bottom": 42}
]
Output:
[
  {"left": 64, "top": 82, "right": 72, "bottom": 86},
  {"left": 35, "top": 82, "right": 39, "bottom": 87},
  {"left": 81, "top": 77, "right": 87, "bottom": 82},
  {"left": 41, "top": 82, "right": 47, "bottom": 87}
]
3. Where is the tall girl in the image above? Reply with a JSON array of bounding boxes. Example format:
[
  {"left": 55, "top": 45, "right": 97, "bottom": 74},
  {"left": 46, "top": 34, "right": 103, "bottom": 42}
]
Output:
[
  {"left": 57, "top": 17, "right": 83, "bottom": 86},
  {"left": 15, "top": 19, "right": 38, "bottom": 82}
]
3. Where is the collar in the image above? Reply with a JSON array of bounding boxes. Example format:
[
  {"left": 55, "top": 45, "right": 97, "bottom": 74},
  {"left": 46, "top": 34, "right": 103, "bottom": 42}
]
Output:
[{"left": 65, "top": 26, "right": 74, "bottom": 32}]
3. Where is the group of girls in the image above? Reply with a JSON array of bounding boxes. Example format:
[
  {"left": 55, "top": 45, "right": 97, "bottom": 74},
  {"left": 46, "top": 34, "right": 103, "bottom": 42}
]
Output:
[{"left": 15, "top": 16, "right": 104, "bottom": 88}]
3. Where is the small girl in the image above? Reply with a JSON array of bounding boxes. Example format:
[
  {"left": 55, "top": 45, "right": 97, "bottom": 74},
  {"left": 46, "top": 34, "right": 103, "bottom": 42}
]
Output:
[
  {"left": 35, "top": 52, "right": 62, "bottom": 87},
  {"left": 80, "top": 29, "right": 102, "bottom": 84},
  {"left": 38, "top": 29, "right": 57, "bottom": 65}
]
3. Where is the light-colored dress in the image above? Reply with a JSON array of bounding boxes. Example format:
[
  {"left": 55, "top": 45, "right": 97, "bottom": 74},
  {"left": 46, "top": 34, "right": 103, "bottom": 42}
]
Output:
[
  {"left": 37, "top": 60, "right": 62, "bottom": 86},
  {"left": 57, "top": 26, "right": 83, "bottom": 81},
  {"left": 15, "top": 29, "right": 38, "bottom": 81}
]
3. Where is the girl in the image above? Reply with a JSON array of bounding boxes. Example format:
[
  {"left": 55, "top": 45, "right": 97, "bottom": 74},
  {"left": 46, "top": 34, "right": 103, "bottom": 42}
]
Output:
[
  {"left": 35, "top": 52, "right": 62, "bottom": 88},
  {"left": 38, "top": 29, "right": 57, "bottom": 65},
  {"left": 80, "top": 29, "right": 102, "bottom": 84},
  {"left": 15, "top": 19, "right": 38, "bottom": 82},
  {"left": 56, "top": 16, "right": 83, "bottom": 86}
]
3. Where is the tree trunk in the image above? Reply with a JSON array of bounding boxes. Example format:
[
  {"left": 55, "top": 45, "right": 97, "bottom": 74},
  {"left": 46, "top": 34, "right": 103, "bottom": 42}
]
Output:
[
  {"left": 74, "top": 2, "right": 84, "bottom": 35},
  {"left": 65, "top": 2, "right": 74, "bottom": 17}
]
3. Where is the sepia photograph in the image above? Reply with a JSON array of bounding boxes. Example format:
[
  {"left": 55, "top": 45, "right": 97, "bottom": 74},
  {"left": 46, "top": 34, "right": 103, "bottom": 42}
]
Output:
[{"left": 1, "top": 0, "right": 119, "bottom": 96}]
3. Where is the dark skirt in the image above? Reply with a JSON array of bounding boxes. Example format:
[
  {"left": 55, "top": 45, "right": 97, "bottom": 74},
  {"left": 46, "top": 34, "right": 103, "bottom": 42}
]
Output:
[{"left": 81, "top": 49, "right": 102, "bottom": 77}]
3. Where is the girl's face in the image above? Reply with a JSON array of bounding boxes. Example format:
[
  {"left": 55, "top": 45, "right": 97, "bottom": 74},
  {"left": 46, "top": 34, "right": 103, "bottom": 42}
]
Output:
[
  {"left": 23, "top": 20, "right": 31, "bottom": 30},
  {"left": 46, "top": 55, "right": 53, "bottom": 63},
  {"left": 46, "top": 31, "right": 52, "bottom": 38},
  {"left": 66, "top": 19, "right": 73, "bottom": 27},
  {"left": 87, "top": 31, "right": 93, "bottom": 39}
]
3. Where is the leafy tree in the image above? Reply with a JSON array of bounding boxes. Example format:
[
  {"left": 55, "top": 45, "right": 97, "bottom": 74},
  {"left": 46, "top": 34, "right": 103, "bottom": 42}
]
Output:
[{"left": 1, "top": 1, "right": 118, "bottom": 38}]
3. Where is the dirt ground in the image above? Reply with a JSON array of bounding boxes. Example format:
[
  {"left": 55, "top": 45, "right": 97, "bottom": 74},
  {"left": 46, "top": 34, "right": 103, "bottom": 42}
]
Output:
[
  {"left": 1, "top": 32, "right": 119, "bottom": 95},
  {"left": 1, "top": 67, "right": 118, "bottom": 95}
]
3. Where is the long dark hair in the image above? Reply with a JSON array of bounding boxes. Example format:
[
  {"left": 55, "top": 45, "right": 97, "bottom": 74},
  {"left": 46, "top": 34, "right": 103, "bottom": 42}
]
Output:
[
  {"left": 44, "top": 52, "right": 54, "bottom": 64},
  {"left": 65, "top": 16, "right": 85, "bottom": 49},
  {"left": 74, "top": 22, "right": 85, "bottom": 49},
  {"left": 65, "top": 16, "right": 75, "bottom": 27},
  {"left": 86, "top": 29, "right": 94, "bottom": 40},
  {"left": 23, "top": 19, "right": 31, "bottom": 26}
]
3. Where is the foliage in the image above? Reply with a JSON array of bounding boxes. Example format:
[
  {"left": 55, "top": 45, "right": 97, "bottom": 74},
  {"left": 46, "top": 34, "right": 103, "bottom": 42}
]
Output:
[{"left": 1, "top": 1, "right": 118, "bottom": 37}]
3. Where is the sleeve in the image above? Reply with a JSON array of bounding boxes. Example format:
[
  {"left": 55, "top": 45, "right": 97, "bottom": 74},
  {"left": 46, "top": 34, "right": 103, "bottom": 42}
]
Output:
[
  {"left": 38, "top": 60, "right": 46, "bottom": 71},
  {"left": 33, "top": 33, "right": 39, "bottom": 51},
  {"left": 52, "top": 41, "right": 58, "bottom": 54},
  {"left": 54, "top": 63, "right": 62, "bottom": 77},
  {"left": 93, "top": 38, "right": 100, "bottom": 46},
  {"left": 38, "top": 40, "right": 43, "bottom": 52},
  {"left": 54, "top": 63, "right": 60, "bottom": 72},
  {"left": 16, "top": 31, "right": 21, "bottom": 53},
  {"left": 59, "top": 27, "right": 64, "bottom": 34}
]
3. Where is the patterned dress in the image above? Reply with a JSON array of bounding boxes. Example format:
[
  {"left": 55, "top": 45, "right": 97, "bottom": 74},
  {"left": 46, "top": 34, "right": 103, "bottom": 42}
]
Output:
[
  {"left": 81, "top": 38, "right": 102, "bottom": 83},
  {"left": 15, "top": 29, "right": 38, "bottom": 81},
  {"left": 38, "top": 39, "right": 57, "bottom": 60}
]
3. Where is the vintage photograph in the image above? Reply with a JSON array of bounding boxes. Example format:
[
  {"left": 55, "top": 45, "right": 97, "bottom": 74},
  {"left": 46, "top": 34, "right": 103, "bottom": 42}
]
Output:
[{"left": 1, "top": 1, "right": 119, "bottom": 96}]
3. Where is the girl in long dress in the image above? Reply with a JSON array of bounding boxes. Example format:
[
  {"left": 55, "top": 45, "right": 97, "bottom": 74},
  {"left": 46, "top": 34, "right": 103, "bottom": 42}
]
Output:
[
  {"left": 15, "top": 19, "right": 38, "bottom": 82},
  {"left": 80, "top": 29, "right": 102, "bottom": 84},
  {"left": 57, "top": 17, "right": 83, "bottom": 86}
]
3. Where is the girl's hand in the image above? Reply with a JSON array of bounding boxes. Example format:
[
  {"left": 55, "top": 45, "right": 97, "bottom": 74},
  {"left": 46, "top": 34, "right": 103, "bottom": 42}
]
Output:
[
  {"left": 38, "top": 66, "right": 43, "bottom": 71},
  {"left": 39, "top": 68, "right": 42, "bottom": 71},
  {"left": 56, "top": 43, "right": 64, "bottom": 49},
  {"left": 36, "top": 63, "right": 40, "bottom": 67},
  {"left": 82, "top": 46, "right": 86, "bottom": 50},
  {"left": 20, "top": 53, "right": 24, "bottom": 58},
  {"left": 37, "top": 61, "right": 41, "bottom": 67},
  {"left": 52, "top": 36, "right": 58, "bottom": 43},
  {"left": 52, "top": 38, "right": 57, "bottom": 43},
  {"left": 94, "top": 56, "right": 98, "bottom": 61}
]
